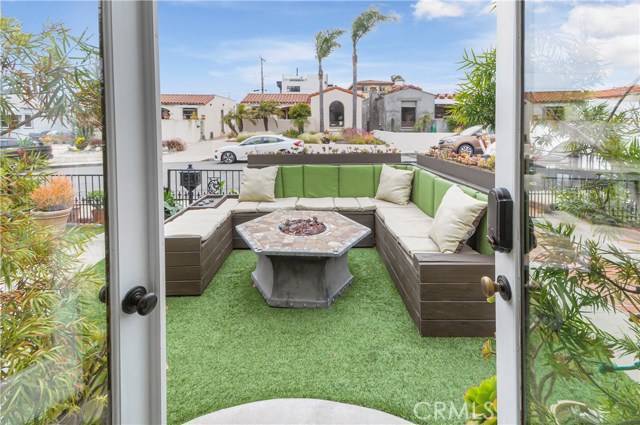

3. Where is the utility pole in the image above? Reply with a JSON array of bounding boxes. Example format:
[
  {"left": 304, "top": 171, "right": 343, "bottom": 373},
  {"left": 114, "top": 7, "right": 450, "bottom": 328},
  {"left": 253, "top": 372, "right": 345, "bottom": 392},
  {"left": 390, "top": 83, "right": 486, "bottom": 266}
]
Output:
[{"left": 259, "top": 55, "right": 266, "bottom": 94}]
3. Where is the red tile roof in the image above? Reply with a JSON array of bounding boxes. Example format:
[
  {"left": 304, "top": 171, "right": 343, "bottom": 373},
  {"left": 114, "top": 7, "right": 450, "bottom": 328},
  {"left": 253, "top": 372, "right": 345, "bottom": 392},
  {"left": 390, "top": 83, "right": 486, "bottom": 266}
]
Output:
[
  {"left": 385, "top": 84, "right": 424, "bottom": 95},
  {"left": 594, "top": 85, "right": 640, "bottom": 99},
  {"left": 308, "top": 86, "right": 364, "bottom": 99},
  {"left": 524, "top": 85, "right": 640, "bottom": 103},
  {"left": 435, "top": 93, "right": 456, "bottom": 99},
  {"left": 161, "top": 94, "right": 216, "bottom": 105},
  {"left": 240, "top": 93, "right": 310, "bottom": 105}
]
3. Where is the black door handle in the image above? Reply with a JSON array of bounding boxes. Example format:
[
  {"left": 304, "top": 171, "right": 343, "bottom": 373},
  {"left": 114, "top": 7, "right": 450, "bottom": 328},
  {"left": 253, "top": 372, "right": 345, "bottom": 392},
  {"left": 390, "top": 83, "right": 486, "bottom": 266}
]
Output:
[
  {"left": 122, "top": 286, "right": 158, "bottom": 316},
  {"left": 99, "top": 285, "right": 108, "bottom": 303}
]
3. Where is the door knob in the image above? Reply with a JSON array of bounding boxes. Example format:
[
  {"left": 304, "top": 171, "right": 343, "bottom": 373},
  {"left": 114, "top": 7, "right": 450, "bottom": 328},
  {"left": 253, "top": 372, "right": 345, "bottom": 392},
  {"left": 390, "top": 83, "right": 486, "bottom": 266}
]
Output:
[
  {"left": 122, "top": 286, "right": 158, "bottom": 315},
  {"left": 99, "top": 285, "right": 108, "bottom": 303},
  {"left": 480, "top": 275, "right": 512, "bottom": 301}
]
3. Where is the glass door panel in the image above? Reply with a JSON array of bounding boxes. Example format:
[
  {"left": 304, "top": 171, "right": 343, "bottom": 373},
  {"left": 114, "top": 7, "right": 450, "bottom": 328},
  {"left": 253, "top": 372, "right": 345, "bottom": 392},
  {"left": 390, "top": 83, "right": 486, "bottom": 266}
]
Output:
[
  {"left": 1, "top": 1, "right": 109, "bottom": 423},
  {"left": 523, "top": 1, "right": 640, "bottom": 422}
]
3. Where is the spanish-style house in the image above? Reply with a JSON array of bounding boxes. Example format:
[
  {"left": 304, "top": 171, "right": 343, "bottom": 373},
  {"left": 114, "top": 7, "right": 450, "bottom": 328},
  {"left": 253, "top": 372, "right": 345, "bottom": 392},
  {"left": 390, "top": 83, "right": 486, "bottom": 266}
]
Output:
[
  {"left": 363, "top": 85, "right": 435, "bottom": 132},
  {"left": 239, "top": 87, "right": 363, "bottom": 132},
  {"left": 160, "top": 94, "right": 236, "bottom": 143}
]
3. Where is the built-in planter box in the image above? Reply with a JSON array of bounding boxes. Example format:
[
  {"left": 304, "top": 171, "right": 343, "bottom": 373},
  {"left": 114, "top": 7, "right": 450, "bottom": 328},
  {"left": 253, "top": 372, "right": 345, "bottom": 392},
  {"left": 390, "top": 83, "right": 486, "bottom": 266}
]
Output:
[
  {"left": 248, "top": 153, "right": 402, "bottom": 167},
  {"left": 416, "top": 154, "right": 495, "bottom": 191}
]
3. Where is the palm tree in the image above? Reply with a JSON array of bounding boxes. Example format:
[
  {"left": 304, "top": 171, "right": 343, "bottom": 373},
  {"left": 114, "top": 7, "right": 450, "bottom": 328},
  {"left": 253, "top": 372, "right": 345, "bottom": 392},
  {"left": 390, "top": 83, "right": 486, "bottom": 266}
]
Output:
[
  {"left": 235, "top": 104, "right": 256, "bottom": 133},
  {"left": 350, "top": 7, "right": 397, "bottom": 128},
  {"left": 314, "top": 29, "right": 345, "bottom": 132},
  {"left": 222, "top": 110, "right": 238, "bottom": 134},
  {"left": 251, "top": 101, "right": 283, "bottom": 132}
]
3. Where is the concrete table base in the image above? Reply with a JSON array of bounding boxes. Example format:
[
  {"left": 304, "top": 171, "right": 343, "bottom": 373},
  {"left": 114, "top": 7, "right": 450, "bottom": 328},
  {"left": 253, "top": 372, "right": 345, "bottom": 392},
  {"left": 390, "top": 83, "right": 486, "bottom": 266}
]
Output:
[{"left": 252, "top": 252, "right": 354, "bottom": 308}]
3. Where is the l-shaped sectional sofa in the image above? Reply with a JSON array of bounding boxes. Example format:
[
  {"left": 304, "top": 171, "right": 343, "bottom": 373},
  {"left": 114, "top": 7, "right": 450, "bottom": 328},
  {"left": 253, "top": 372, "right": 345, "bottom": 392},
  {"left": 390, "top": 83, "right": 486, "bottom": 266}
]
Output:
[{"left": 164, "top": 164, "right": 495, "bottom": 337}]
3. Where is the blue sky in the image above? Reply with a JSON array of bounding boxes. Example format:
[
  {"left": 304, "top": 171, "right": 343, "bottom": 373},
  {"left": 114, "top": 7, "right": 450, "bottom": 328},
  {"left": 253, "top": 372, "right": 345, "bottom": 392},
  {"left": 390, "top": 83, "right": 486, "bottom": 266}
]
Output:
[{"left": 3, "top": 1, "right": 638, "bottom": 101}]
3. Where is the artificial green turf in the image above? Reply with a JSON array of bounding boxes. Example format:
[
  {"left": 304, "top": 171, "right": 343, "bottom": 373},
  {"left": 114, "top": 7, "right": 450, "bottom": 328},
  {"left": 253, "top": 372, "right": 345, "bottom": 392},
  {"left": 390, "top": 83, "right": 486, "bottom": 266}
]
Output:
[{"left": 166, "top": 249, "right": 496, "bottom": 425}]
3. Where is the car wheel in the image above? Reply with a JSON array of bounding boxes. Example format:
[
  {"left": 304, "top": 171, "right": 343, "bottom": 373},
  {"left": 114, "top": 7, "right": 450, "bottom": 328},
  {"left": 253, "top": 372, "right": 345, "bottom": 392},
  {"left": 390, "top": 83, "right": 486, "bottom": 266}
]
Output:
[
  {"left": 221, "top": 151, "right": 236, "bottom": 164},
  {"left": 278, "top": 149, "right": 291, "bottom": 155},
  {"left": 457, "top": 143, "right": 474, "bottom": 156}
]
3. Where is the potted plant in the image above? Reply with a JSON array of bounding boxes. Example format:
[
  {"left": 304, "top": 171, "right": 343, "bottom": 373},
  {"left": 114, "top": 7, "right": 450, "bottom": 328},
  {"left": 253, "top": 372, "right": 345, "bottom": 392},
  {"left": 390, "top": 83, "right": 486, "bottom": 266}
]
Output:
[
  {"left": 86, "top": 190, "right": 105, "bottom": 223},
  {"left": 30, "top": 176, "right": 75, "bottom": 233}
]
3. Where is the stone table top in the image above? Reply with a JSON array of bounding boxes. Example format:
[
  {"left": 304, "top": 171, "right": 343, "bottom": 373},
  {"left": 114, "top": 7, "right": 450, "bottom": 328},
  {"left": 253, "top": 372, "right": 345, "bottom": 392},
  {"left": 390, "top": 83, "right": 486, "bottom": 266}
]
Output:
[{"left": 236, "top": 210, "right": 371, "bottom": 257}]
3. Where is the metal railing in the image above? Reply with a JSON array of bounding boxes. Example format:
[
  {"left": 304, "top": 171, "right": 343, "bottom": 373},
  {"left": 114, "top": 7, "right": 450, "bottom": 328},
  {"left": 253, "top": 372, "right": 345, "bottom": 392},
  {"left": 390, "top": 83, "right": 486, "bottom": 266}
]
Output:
[
  {"left": 53, "top": 174, "right": 105, "bottom": 224},
  {"left": 166, "top": 168, "right": 244, "bottom": 207},
  {"left": 528, "top": 174, "right": 639, "bottom": 225}
]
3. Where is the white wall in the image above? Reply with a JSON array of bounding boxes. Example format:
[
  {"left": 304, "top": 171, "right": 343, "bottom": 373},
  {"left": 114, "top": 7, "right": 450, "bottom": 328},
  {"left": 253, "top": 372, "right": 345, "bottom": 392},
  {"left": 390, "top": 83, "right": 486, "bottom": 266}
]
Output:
[
  {"left": 309, "top": 90, "right": 362, "bottom": 132},
  {"left": 161, "top": 96, "right": 236, "bottom": 143}
]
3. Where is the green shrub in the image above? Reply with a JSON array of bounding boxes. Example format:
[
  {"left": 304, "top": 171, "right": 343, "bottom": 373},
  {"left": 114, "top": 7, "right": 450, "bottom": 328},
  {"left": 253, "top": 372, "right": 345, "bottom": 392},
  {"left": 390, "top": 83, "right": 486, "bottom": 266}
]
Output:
[
  {"left": 282, "top": 128, "right": 301, "bottom": 138},
  {"left": 74, "top": 137, "right": 89, "bottom": 150},
  {"left": 0, "top": 156, "right": 107, "bottom": 424}
]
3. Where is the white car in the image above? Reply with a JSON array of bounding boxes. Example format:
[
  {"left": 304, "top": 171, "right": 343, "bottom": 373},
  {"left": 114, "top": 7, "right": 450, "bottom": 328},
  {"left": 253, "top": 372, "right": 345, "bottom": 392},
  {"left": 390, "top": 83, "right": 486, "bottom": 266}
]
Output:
[{"left": 214, "top": 135, "right": 304, "bottom": 164}]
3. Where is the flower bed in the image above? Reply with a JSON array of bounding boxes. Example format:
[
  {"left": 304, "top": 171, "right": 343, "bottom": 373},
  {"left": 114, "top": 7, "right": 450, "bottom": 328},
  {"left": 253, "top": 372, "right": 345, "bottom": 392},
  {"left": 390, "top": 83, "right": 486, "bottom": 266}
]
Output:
[{"left": 424, "top": 146, "right": 495, "bottom": 171}]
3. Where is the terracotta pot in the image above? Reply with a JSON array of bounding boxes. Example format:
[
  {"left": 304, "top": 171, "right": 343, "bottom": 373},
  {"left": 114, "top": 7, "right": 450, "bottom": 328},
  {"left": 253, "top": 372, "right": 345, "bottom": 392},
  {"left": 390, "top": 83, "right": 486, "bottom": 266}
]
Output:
[{"left": 32, "top": 207, "right": 73, "bottom": 234}]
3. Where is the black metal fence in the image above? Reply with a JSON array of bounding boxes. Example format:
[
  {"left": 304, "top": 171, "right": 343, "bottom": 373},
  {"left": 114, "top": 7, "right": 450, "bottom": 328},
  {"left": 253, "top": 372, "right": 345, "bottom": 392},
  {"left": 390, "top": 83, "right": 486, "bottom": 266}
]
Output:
[
  {"left": 54, "top": 174, "right": 105, "bottom": 224},
  {"left": 528, "top": 174, "right": 639, "bottom": 225},
  {"left": 166, "top": 168, "right": 244, "bottom": 207}
]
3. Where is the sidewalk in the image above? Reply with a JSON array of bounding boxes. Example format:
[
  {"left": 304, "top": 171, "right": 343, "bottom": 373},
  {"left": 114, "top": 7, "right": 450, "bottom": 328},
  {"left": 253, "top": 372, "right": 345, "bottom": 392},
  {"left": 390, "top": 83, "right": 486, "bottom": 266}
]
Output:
[{"left": 49, "top": 138, "right": 227, "bottom": 168}]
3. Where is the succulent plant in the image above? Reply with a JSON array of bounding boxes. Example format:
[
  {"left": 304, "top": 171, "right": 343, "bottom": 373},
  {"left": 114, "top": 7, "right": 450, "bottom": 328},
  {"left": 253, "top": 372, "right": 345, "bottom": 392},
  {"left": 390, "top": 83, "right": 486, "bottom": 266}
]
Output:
[{"left": 464, "top": 375, "right": 497, "bottom": 424}]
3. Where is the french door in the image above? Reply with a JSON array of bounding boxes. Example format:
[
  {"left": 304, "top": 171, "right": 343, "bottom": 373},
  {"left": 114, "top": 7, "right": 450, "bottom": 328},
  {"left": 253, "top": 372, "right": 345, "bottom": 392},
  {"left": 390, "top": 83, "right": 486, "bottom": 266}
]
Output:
[
  {"left": 496, "top": 1, "right": 639, "bottom": 423},
  {"left": 102, "top": 1, "right": 166, "bottom": 423}
]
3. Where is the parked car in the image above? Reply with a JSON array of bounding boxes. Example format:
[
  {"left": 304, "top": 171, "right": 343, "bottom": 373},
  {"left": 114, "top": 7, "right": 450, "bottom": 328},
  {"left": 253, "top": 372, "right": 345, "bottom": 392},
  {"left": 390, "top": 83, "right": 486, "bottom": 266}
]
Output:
[
  {"left": 1, "top": 137, "right": 53, "bottom": 159},
  {"left": 214, "top": 135, "right": 304, "bottom": 164},
  {"left": 437, "top": 125, "right": 495, "bottom": 155},
  {"left": 30, "top": 129, "right": 76, "bottom": 145}
]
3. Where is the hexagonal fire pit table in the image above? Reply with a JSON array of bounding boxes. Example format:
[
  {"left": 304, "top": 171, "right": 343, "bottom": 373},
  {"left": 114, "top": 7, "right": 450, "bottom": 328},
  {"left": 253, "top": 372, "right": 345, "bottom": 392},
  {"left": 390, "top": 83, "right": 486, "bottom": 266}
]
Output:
[{"left": 236, "top": 210, "right": 371, "bottom": 308}]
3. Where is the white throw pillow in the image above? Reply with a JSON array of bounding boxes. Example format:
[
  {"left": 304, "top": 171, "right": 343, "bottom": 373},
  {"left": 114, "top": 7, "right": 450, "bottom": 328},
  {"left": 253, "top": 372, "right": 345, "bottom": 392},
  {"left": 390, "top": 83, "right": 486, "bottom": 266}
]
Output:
[
  {"left": 374, "top": 164, "right": 414, "bottom": 205},
  {"left": 238, "top": 166, "right": 279, "bottom": 202},
  {"left": 428, "top": 185, "right": 487, "bottom": 253}
]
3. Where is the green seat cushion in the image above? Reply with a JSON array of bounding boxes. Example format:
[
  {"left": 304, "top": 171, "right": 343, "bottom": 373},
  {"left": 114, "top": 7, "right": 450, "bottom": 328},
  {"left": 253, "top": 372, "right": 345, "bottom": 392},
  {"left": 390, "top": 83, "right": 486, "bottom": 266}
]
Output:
[
  {"left": 274, "top": 168, "right": 284, "bottom": 198},
  {"left": 280, "top": 166, "right": 304, "bottom": 198},
  {"left": 303, "top": 165, "right": 339, "bottom": 197},
  {"left": 433, "top": 178, "right": 454, "bottom": 213},
  {"left": 339, "top": 165, "right": 375, "bottom": 197},
  {"left": 415, "top": 170, "right": 436, "bottom": 216},
  {"left": 474, "top": 192, "right": 492, "bottom": 255},
  {"left": 373, "top": 164, "right": 383, "bottom": 192}
]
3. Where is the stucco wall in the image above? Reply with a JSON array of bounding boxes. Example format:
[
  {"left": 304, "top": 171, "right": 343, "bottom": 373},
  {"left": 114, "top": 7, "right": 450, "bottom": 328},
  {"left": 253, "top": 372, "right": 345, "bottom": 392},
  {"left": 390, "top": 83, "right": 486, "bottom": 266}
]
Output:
[
  {"left": 241, "top": 118, "right": 311, "bottom": 133},
  {"left": 309, "top": 90, "right": 362, "bottom": 132},
  {"left": 378, "top": 89, "right": 435, "bottom": 132},
  {"left": 161, "top": 96, "right": 236, "bottom": 142}
]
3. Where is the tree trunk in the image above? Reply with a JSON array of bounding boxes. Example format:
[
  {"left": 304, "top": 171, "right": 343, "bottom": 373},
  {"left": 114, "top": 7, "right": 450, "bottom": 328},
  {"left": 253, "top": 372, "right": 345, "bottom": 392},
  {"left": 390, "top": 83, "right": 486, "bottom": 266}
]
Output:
[
  {"left": 318, "top": 61, "right": 324, "bottom": 132},
  {"left": 263, "top": 117, "right": 269, "bottom": 131},
  {"left": 238, "top": 119, "right": 244, "bottom": 133},
  {"left": 352, "top": 42, "right": 358, "bottom": 129}
]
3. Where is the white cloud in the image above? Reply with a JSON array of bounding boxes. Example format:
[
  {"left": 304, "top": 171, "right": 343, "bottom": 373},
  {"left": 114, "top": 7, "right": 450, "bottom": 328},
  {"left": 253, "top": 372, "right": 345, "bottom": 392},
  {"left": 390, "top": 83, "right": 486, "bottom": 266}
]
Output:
[
  {"left": 561, "top": 3, "right": 639, "bottom": 38},
  {"left": 412, "top": 0, "right": 465, "bottom": 19}
]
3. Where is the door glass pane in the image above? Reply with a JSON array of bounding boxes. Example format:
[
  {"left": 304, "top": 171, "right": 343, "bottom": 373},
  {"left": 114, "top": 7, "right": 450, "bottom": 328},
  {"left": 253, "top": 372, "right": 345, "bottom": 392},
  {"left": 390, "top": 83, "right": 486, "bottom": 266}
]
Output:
[
  {"left": 1, "top": 2, "right": 109, "bottom": 423},
  {"left": 523, "top": 1, "right": 640, "bottom": 422}
]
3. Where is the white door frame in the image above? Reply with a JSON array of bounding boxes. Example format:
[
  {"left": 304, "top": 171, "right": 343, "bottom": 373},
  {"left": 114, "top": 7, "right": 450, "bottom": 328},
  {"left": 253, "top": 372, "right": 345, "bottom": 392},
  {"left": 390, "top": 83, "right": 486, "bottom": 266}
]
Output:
[
  {"left": 495, "top": 1, "right": 524, "bottom": 423},
  {"left": 102, "top": 1, "right": 166, "bottom": 423}
]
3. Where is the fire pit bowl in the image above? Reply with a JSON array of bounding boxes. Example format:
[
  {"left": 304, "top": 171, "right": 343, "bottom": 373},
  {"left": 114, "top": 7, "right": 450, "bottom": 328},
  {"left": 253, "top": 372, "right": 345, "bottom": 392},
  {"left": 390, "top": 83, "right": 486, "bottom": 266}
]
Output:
[{"left": 278, "top": 217, "right": 327, "bottom": 236}]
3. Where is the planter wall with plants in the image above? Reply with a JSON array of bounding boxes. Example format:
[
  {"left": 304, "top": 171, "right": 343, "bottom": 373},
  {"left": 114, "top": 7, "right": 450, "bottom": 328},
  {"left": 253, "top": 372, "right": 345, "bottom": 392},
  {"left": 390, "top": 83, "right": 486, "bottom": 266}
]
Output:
[
  {"left": 248, "top": 153, "right": 402, "bottom": 167},
  {"left": 417, "top": 154, "right": 495, "bottom": 191}
]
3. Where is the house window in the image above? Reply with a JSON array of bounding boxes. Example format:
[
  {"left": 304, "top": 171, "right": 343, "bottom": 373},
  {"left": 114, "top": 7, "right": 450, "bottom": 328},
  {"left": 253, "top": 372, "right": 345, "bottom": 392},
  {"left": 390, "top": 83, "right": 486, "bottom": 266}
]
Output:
[
  {"left": 329, "top": 101, "right": 344, "bottom": 127},
  {"left": 401, "top": 102, "right": 417, "bottom": 128},
  {"left": 287, "top": 86, "right": 301, "bottom": 93},
  {"left": 1, "top": 114, "right": 19, "bottom": 129},
  {"left": 23, "top": 114, "right": 33, "bottom": 128},
  {"left": 182, "top": 107, "right": 198, "bottom": 119}
]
